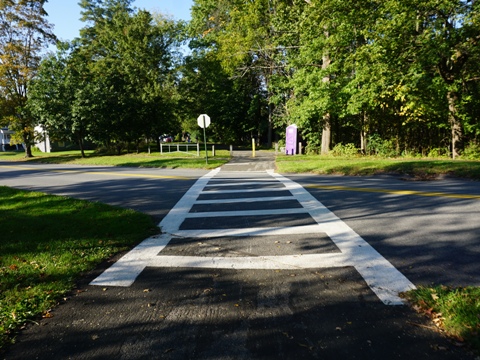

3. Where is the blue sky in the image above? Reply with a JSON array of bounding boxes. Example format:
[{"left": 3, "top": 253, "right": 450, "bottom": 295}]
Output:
[{"left": 44, "top": 0, "right": 193, "bottom": 43}]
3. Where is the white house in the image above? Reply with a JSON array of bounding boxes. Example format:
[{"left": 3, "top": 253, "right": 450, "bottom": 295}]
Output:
[
  {"left": 0, "top": 127, "right": 23, "bottom": 152},
  {"left": 34, "top": 125, "right": 52, "bottom": 153}
]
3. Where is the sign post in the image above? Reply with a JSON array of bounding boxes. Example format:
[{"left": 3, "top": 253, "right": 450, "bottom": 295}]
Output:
[{"left": 197, "top": 114, "right": 211, "bottom": 164}]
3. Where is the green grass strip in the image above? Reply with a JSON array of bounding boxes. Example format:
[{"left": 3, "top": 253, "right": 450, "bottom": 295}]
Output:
[
  {"left": 404, "top": 286, "right": 480, "bottom": 353},
  {"left": 0, "top": 187, "right": 158, "bottom": 350},
  {"left": 276, "top": 156, "right": 480, "bottom": 180},
  {"left": 0, "top": 150, "right": 229, "bottom": 169}
]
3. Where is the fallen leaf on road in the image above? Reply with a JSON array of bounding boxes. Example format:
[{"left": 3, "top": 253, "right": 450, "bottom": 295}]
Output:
[{"left": 42, "top": 312, "right": 53, "bottom": 319}]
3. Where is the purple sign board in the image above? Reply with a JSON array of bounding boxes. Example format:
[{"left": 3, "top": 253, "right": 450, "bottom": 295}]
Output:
[{"left": 285, "top": 124, "right": 297, "bottom": 155}]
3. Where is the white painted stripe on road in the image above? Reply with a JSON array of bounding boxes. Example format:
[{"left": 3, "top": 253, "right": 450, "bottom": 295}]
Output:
[
  {"left": 92, "top": 167, "right": 415, "bottom": 305},
  {"left": 205, "top": 181, "right": 281, "bottom": 187},
  {"left": 201, "top": 188, "right": 286, "bottom": 194},
  {"left": 161, "top": 168, "right": 221, "bottom": 234},
  {"left": 89, "top": 234, "right": 172, "bottom": 287},
  {"left": 90, "top": 168, "right": 221, "bottom": 287},
  {"left": 194, "top": 196, "right": 295, "bottom": 204},
  {"left": 184, "top": 208, "right": 309, "bottom": 218},
  {"left": 222, "top": 162, "right": 255, "bottom": 165},
  {"left": 209, "top": 177, "right": 278, "bottom": 182},
  {"left": 149, "top": 253, "right": 352, "bottom": 269},
  {"left": 267, "top": 170, "right": 416, "bottom": 305},
  {"left": 173, "top": 225, "right": 327, "bottom": 238}
]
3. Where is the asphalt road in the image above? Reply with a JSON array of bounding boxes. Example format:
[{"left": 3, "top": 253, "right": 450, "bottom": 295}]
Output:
[{"left": 1, "top": 156, "right": 479, "bottom": 359}]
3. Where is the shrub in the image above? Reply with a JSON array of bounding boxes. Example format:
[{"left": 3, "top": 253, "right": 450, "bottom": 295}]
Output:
[
  {"left": 331, "top": 143, "right": 359, "bottom": 157},
  {"left": 462, "top": 141, "right": 480, "bottom": 160},
  {"left": 366, "top": 134, "right": 398, "bottom": 157},
  {"left": 427, "top": 147, "right": 450, "bottom": 158}
]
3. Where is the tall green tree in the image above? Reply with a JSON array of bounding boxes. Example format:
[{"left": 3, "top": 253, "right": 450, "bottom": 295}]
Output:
[
  {"left": 28, "top": 1, "right": 182, "bottom": 154},
  {"left": 28, "top": 42, "right": 93, "bottom": 157},
  {"left": 178, "top": 49, "right": 266, "bottom": 144},
  {"left": 0, "top": 0, "right": 55, "bottom": 157},
  {"left": 190, "top": 0, "right": 299, "bottom": 146},
  {"left": 78, "top": 1, "right": 181, "bottom": 151}
]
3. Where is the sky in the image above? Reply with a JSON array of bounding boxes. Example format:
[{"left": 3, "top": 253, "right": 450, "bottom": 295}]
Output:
[{"left": 44, "top": 0, "right": 193, "bottom": 43}]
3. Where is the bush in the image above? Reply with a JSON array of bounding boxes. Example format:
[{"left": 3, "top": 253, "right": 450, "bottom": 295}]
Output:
[
  {"left": 462, "top": 141, "right": 480, "bottom": 160},
  {"left": 331, "top": 143, "right": 358, "bottom": 157},
  {"left": 427, "top": 147, "right": 450, "bottom": 158},
  {"left": 367, "top": 134, "right": 398, "bottom": 157},
  {"left": 305, "top": 144, "right": 322, "bottom": 155}
]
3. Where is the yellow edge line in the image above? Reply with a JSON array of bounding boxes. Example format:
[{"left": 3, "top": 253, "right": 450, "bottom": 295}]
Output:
[
  {"left": 0, "top": 165, "right": 191, "bottom": 180},
  {"left": 306, "top": 184, "right": 480, "bottom": 200}
]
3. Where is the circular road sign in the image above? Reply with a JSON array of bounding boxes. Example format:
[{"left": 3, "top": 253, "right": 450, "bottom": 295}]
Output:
[{"left": 197, "top": 114, "right": 211, "bottom": 128}]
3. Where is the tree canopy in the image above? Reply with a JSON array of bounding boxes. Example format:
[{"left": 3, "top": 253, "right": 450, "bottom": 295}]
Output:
[
  {"left": 0, "top": 0, "right": 55, "bottom": 157},
  {"left": 1, "top": 0, "right": 478, "bottom": 158}
]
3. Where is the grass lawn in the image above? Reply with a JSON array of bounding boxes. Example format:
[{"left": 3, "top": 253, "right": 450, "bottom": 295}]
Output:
[
  {"left": 403, "top": 286, "right": 480, "bottom": 353},
  {"left": 0, "top": 149, "right": 230, "bottom": 169},
  {"left": 275, "top": 155, "right": 480, "bottom": 180},
  {"left": 0, "top": 187, "right": 159, "bottom": 350}
]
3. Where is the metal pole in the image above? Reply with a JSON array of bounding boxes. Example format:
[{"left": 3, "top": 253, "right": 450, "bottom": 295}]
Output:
[{"left": 203, "top": 115, "right": 208, "bottom": 164}]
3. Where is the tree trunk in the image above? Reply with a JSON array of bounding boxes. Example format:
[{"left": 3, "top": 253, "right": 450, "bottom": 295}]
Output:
[
  {"left": 24, "top": 145, "right": 33, "bottom": 158},
  {"left": 267, "top": 101, "right": 273, "bottom": 148},
  {"left": 22, "top": 130, "right": 33, "bottom": 158},
  {"left": 265, "top": 73, "right": 273, "bottom": 148},
  {"left": 448, "top": 90, "right": 463, "bottom": 159},
  {"left": 321, "top": 114, "right": 331, "bottom": 155},
  {"left": 321, "top": 51, "right": 331, "bottom": 155},
  {"left": 360, "top": 112, "right": 368, "bottom": 154},
  {"left": 78, "top": 137, "right": 86, "bottom": 158}
]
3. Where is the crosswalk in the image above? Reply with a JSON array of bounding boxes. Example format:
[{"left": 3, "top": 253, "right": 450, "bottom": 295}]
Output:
[{"left": 90, "top": 168, "right": 415, "bottom": 305}]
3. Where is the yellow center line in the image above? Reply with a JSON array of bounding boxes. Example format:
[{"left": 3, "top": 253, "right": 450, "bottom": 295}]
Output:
[
  {"left": 306, "top": 184, "right": 480, "bottom": 200},
  {"left": 0, "top": 165, "right": 192, "bottom": 180}
]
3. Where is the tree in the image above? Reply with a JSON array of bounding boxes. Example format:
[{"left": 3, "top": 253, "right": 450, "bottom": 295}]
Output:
[
  {"left": 77, "top": 1, "right": 182, "bottom": 151},
  {"left": 0, "top": 0, "right": 55, "bottom": 157},
  {"left": 28, "top": 42, "right": 93, "bottom": 157},
  {"left": 178, "top": 49, "right": 266, "bottom": 144},
  {"left": 189, "top": 0, "right": 297, "bottom": 147},
  {"left": 28, "top": 1, "right": 183, "bottom": 154}
]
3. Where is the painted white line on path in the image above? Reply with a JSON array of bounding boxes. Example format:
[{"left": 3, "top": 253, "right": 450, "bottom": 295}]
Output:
[
  {"left": 201, "top": 188, "right": 287, "bottom": 194},
  {"left": 89, "top": 234, "right": 172, "bottom": 287},
  {"left": 184, "top": 208, "right": 309, "bottom": 218},
  {"left": 195, "top": 196, "right": 295, "bottom": 204},
  {"left": 90, "top": 168, "right": 221, "bottom": 287},
  {"left": 149, "top": 253, "right": 352, "bottom": 269},
  {"left": 267, "top": 171, "right": 416, "bottom": 305},
  {"left": 208, "top": 177, "right": 279, "bottom": 182},
  {"left": 91, "top": 168, "right": 415, "bottom": 305},
  {"left": 172, "top": 225, "right": 330, "bottom": 238},
  {"left": 205, "top": 181, "right": 281, "bottom": 187}
]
